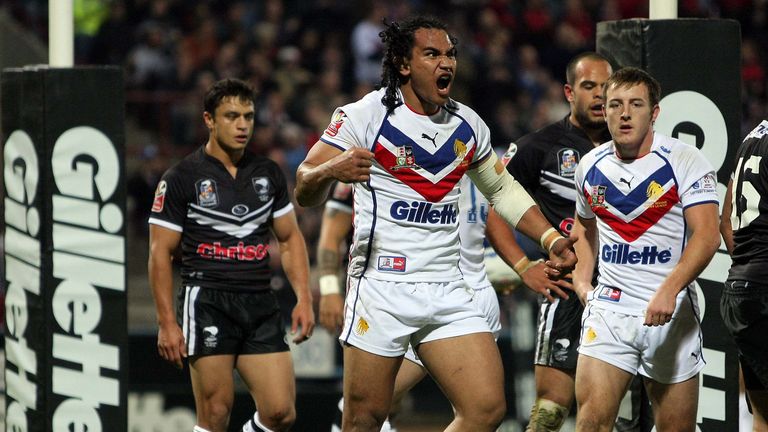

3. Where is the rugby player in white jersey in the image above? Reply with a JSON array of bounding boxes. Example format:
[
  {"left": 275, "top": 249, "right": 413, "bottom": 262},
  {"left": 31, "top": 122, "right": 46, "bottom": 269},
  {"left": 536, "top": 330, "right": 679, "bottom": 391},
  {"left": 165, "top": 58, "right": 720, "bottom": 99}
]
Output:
[
  {"left": 571, "top": 67, "right": 720, "bottom": 431},
  {"left": 295, "top": 15, "right": 576, "bottom": 432}
]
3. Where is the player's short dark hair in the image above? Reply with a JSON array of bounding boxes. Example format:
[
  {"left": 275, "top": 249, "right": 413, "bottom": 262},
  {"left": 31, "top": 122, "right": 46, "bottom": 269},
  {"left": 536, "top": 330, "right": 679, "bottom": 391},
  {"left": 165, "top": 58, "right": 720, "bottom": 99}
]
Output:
[
  {"left": 565, "top": 52, "right": 611, "bottom": 85},
  {"left": 379, "top": 16, "right": 457, "bottom": 112},
  {"left": 204, "top": 78, "right": 255, "bottom": 115},
  {"left": 603, "top": 67, "right": 662, "bottom": 107}
]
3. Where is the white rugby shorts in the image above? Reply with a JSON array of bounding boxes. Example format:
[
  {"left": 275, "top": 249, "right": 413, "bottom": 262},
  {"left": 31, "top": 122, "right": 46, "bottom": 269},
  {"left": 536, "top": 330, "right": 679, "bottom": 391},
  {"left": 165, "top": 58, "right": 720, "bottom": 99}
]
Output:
[
  {"left": 341, "top": 276, "right": 491, "bottom": 357},
  {"left": 578, "top": 302, "right": 705, "bottom": 384},
  {"left": 404, "top": 285, "right": 501, "bottom": 366}
]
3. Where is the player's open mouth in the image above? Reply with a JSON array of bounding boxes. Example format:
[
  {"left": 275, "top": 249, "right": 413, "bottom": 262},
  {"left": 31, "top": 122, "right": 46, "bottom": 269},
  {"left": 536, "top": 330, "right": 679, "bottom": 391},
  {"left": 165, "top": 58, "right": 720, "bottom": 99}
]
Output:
[
  {"left": 437, "top": 74, "right": 452, "bottom": 90},
  {"left": 590, "top": 104, "right": 603, "bottom": 114}
]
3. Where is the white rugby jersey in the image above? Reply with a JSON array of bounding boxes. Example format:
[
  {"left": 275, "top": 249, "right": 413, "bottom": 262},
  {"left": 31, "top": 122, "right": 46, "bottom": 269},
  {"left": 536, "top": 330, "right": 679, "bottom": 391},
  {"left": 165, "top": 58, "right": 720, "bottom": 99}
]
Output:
[
  {"left": 458, "top": 176, "right": 493, "bottom": 290},
  {"left": 575, "top": 133, "right": 718, "bottom": 315},
  {"left": 320, "top": 89, "right": 493, "bottom": 281}
]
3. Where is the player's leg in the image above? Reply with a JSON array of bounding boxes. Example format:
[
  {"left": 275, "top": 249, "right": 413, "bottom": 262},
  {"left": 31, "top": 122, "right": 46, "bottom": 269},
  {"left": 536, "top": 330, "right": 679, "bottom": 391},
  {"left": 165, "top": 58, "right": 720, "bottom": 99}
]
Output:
[
  {"left": 236, "top": 352, "right": 296, "bottom": 431},
  {"left": 575, "top": 306, "right": 641, "bottom": 432},
  {"left": 527, "top": 366, "right": 573, "bottom": 431},
  {"left": 189, "top": 355, "right": 237, "bottom": 432},
  {"left": 418, "top": 331, "right": 506, "bottom": 432},
  {"left": 181, "top": 287, "right": 242, "bottom": 432},
  {"left": 643, "top": 375, "right": 698, "bottom": 431},
  {"left": 527, "top": 293, "right": 582, "bottom": 431},
  {"left": 342, "top": 345, "right": 403, "bottom": 431},
  {"left": 574, "top": 354, "right": 633, "bottom": 432},
  {"left": 741, "top": 353, "right": 768, "bottom": 431}
]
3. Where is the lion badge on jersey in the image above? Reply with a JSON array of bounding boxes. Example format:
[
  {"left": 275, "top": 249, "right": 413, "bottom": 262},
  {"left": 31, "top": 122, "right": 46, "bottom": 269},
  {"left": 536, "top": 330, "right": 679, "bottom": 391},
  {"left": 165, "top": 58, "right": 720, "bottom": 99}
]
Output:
[
  {"left": 196, "top": 179, "right": 218, "bottom": 208},
  {"left": 454, "top": 138, "right": 468, "bottom": 167},
  {"left": 355, "top": 317, "right": 369, "bottom": 336}
]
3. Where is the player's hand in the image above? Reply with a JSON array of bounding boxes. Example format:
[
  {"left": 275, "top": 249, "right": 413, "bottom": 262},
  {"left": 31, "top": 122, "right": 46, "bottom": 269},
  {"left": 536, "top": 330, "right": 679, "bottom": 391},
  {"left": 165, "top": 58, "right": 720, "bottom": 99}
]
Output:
[
  {"left": 521, "top": 261, "right": 572, "bottom": 302},
  {"left": 331, "top": 148, "right": 374, "bottom": 183},
  {"left": 157, "top": 322, "right": 187, "bottom": 370},
  {"left": 291, "top": 298, "right": 316, "bottom": 344},
  {"left": 545, "top": 235, "right": 578, "bottom": 279},
  {"left": 319, "top": 293, "right": 345, "bottom": 334},
  {"left": 644, "top": 289, "right": 676, "bottom": 327}
]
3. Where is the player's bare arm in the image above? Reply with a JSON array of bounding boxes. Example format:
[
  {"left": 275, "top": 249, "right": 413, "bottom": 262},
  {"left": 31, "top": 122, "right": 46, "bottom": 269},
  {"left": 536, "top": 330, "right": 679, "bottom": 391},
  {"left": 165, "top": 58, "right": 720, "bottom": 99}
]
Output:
[
  {"left": 719, "top": 179, "right": 735, "bottom": 254},
  {"left": 295, "top": 141, "right": 373, "bottom": 207},
  {"left": 467, "top": 151, "right": 577, "bottom": 276},
  {"left": 273, "top": 211, "right": 315, "bottom": 343},
  {"left": 485, "top": 208, "right": 571, "bottom": 301},
  {"left": 148, "top": 224, "right": 186, "bottom": 369},
  {"left": 317, "top": 206, "right": 352, "bottom": 333},
  {"left": 645, "top": 202, "right": 720, "bottom": 327},
  {"left": 571, "top": 215, "right": 598, "bottom": 306}
]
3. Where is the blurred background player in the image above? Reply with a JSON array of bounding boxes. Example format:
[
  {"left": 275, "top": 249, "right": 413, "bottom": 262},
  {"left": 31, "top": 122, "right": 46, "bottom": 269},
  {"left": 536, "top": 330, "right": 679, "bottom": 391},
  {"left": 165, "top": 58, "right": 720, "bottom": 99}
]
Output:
[{"left": 720, "top": 119, "right": 768, "bottom": 432}]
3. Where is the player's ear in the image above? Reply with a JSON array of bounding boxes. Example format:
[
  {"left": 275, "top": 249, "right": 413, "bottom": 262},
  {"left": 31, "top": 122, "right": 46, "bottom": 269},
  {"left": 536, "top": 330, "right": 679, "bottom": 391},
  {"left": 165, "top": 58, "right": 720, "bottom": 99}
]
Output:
[{"left": 203, "top": 111, "right": 214, "bottom": 130}]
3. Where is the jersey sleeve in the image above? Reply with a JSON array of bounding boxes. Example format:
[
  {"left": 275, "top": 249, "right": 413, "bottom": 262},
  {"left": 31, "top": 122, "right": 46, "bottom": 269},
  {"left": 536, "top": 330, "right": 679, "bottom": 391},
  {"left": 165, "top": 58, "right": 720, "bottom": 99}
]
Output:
[
  {"left": 506, "top": 136, "right": 542, "bottom": 192},
  {"left": 676, "top": 146, "right": 719, "bottom": 208},
  {"left": 471, "top": 114, "right": 494, "bottom": 163},
  {"left": 270, "top": 163, "right": 294, "bottom": 218},
  {"left": 148, "top": 167, "right": 187, "bottom": 232}
]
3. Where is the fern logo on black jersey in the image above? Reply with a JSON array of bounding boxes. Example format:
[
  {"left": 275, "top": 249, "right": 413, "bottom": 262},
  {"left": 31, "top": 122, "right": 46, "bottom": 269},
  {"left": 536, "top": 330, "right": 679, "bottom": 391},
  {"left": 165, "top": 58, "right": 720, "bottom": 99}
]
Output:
[
  {"left": 196, "top": 179, "right": 218, "bottom": 207},
  {"left": 252, "top": 177, "right": 272, "bottom": 202}
]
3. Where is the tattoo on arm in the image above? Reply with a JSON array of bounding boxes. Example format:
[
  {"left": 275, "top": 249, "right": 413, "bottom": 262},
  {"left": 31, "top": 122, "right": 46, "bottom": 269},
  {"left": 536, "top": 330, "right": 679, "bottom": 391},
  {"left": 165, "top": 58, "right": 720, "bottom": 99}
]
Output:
[{"left": 318, "top": 249, "right": 339, "bottom": 275}]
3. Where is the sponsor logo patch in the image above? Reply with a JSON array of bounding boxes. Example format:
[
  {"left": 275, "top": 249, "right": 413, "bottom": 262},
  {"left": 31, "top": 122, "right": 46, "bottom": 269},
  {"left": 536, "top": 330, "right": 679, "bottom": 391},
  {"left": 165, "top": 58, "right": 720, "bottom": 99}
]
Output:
[
  {"left": 601, "top": 243, "right": 672, "bottom": 265},
  {"left": 597, "top": 286, "right": 623, "bottom": 302},
  {"left": 390, "top": 200, "right": 457, "bottom": 225},
  {"left": 378, "top": 256, "right": 406, "bottom": 272},
  {"left": 196, "top": 179, "right": 218, "bottom": 207},
  {"left": 558, "top": 148, "right": 579, "bottom": 178},
  {"left": 324, "top": 110, "right": 347, "bottom": 137},
  {"left": 151, "top": 180, "right": 167, "bottom": 212}
]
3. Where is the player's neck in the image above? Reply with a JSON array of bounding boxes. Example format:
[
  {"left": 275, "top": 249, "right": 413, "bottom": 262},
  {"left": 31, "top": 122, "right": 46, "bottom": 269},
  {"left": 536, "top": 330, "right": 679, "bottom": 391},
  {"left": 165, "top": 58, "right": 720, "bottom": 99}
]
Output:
[{"left": 205, "top": 140, "right": 243, "bottom": 177}]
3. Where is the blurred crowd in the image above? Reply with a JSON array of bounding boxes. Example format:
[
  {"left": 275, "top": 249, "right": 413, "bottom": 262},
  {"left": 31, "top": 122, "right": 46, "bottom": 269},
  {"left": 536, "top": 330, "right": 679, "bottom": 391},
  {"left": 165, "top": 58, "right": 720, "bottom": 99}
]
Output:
[{"left": 4, "top": 0, "right": 768, "bottom": 265}]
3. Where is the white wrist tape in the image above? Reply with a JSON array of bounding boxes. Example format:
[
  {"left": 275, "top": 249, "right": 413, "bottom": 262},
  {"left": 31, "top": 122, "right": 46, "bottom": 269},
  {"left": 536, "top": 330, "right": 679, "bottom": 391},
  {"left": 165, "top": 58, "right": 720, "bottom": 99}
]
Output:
[
  {"left": 540, "top": 227, "right": 565, "bottom": 252},
  {"left": 467, "top": 151, "right": 536, "bottom": 227},
  {"left": 319, "top": 274, "right": 342, "bottom": 295}
]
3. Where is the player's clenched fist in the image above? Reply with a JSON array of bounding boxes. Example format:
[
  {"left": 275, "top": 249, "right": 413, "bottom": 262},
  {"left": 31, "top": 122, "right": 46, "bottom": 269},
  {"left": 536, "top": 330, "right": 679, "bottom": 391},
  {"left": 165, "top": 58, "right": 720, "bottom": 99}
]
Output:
[{"left": 330, "top": 147, "right": 374, "bottom": 183}]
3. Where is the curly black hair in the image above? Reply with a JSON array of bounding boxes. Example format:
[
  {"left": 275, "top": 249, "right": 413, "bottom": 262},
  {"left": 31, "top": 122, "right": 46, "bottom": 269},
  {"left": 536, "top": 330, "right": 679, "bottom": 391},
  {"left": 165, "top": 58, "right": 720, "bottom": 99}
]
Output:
[{"left": 378, "top": 16, "right": 458, "bottom": 112}]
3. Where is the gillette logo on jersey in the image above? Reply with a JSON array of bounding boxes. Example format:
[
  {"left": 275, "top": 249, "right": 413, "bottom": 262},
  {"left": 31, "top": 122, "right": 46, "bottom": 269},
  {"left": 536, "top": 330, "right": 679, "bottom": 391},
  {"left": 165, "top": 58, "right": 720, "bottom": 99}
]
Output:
[
  {"left": 601, "top": 243, "right": 672, "bottom": 265},
  {"left": 197, "top": 242, "right": 269, "bottom": 261},
  {"left": 390, "top": 200, "right": 458, "bottom": 224}
]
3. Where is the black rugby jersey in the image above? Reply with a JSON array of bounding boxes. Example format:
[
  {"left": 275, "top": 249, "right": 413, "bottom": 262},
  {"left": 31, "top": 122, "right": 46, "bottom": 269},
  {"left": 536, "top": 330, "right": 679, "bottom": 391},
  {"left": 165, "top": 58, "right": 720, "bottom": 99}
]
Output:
[
  {"left": 728, "top": 120, "right": 768, "bottom": 283},
  {"left": 506, "top": 116, "right": 610, "bottom": 236},
  {"left": 148, "top": 146, "right": 293, "bottom": 291}
]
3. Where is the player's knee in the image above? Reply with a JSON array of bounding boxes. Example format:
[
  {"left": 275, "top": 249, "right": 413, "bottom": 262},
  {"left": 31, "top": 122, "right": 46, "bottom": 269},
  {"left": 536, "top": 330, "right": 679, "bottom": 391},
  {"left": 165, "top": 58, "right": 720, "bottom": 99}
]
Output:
[
  {"left": 527, "top": 398, "right": 569, "bottom": 432},
  {"left": 459, "top": 397, "right": 506, "bottom": 428},
  {"left": 259, "top": 406, "right": 296, "bottom": 431},
  {"left": 198, "top": 398, "right": 233, "bottom": 427}
]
